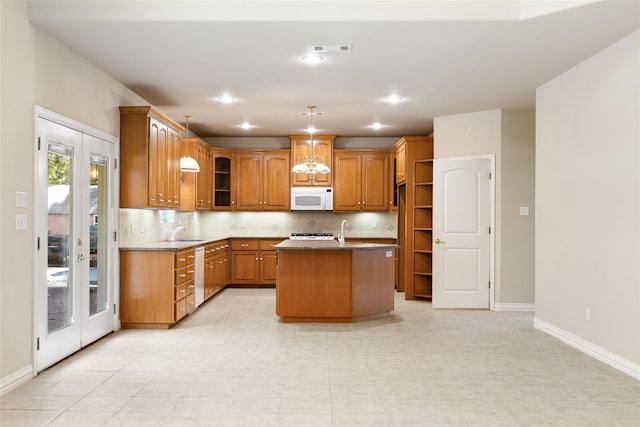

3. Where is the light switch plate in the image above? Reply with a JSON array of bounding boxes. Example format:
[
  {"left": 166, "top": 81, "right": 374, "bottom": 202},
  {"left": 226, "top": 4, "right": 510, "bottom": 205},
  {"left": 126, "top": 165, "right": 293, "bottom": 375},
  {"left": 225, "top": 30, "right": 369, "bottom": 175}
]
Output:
[
  {"left": 16, "top": 191, "right": 27, "bottom": 208},
  {"left": 519, "top": 207, "right": 529, "bottom": 216},
  {"left": 16, "top": 214, "right": 27, "bottom": 230}
]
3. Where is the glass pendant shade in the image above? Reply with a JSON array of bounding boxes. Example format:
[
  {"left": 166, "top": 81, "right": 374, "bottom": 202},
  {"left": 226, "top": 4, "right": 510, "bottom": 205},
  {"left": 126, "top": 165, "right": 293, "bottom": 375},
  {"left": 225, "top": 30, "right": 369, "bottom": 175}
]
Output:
[
  {"left": 291, "top": 105, "right": 331, "bottom": 175},
  {"left": 180, "top": 154, "right": 200, "bottom": 172}
]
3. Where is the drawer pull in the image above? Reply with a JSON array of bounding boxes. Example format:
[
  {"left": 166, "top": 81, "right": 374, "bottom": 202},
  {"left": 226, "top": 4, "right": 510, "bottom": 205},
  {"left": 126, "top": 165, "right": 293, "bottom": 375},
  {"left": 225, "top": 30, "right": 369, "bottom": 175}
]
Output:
[
  {"left": 189, "top": 301, "right": 194, "bottom": 305},
  {"left": 179, "top": 258, "right": 186, "bottom": 262},
  {"left": 241, "top": 243, "right": 249, "bottom": 247},
  {"left": 179, "top": 274, "right": 186, "bottom": 278},
  {"left": 180, "top": 289, "right": 186, "bottom": 294},
  {"left": 188, "top": 269, "right": 195, "bottom": 274},
  {"left": 188, "top": 255, "right": 195, "bottom": 259}
]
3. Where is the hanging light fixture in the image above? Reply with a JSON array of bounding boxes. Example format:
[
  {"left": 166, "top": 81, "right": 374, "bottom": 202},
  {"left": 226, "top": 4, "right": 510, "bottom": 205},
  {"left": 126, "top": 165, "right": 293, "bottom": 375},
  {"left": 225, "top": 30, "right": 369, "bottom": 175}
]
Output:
[
  {"left": 180, "top": 114, "right": 200, "bottom": 173},
  {"left": 291, "top": 105, "right": 330, "bottom": 176}
]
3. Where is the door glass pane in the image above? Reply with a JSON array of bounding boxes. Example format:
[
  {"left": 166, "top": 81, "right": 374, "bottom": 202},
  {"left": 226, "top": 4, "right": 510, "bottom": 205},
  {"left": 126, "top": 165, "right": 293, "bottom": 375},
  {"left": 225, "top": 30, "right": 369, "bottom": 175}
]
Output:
[
  {"left": 47, "top": 144, "right": 74, "bottom": 334},
  {"left": 89, "top": 155, "right": 109, "bottom": 316}
]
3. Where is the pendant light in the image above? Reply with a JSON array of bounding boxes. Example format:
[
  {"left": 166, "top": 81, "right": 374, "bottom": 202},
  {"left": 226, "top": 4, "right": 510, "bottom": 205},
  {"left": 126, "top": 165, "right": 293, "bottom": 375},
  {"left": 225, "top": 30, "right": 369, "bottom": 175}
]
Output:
[
  {"left": 291, "top": 105, "right": 330, "bottom": 176},
  {"left": 180, "top": 114, "right": 200, "bottom": 173}
]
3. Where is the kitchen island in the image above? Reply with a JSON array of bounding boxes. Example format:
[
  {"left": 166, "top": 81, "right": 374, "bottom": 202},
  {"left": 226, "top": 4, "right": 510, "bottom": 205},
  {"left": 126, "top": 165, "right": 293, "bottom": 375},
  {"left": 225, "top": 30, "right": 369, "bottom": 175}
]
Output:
[{"left": 274, "top": 239, "right": 398, "bottom": 322}]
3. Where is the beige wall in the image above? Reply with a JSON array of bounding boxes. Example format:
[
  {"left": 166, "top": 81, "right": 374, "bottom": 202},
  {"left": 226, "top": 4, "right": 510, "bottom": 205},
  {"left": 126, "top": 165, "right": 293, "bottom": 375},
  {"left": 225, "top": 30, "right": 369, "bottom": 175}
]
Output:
[
  {"left": 0, "top": 2, "right": 146, "bottom": 384},
  {"left": 535, "top": 30, "right": 640, "bottom": 366},
  {"left": 434, "top": 108, "right": 536, "bottom": 306}
]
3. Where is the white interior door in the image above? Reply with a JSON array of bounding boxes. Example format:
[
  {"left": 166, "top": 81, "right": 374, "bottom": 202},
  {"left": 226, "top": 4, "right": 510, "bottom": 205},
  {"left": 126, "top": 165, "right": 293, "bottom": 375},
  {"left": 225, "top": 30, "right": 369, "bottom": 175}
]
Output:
[
  {"left": 432, "top": 157, "right": 491, "bottom": 308},
  {"left": 35, "top": 111, "right": 117, "bottom": 372}
]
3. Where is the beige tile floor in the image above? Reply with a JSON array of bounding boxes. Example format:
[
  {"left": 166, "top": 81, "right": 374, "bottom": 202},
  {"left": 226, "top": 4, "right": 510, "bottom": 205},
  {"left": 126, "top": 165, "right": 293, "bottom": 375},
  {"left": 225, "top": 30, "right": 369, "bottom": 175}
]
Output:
[{"left": 1, "top": 289, "right": 639, "bottom": 426}]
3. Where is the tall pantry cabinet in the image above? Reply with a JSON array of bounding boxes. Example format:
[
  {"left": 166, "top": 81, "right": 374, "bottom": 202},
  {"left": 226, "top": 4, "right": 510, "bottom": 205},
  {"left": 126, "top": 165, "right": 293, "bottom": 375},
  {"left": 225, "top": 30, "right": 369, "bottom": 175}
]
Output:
[
  {"left": 395, "top": 136, "right": 434, "bottom": 299},
  {"left": 119, "top": 106, "right": 184, "bottom": 209}
]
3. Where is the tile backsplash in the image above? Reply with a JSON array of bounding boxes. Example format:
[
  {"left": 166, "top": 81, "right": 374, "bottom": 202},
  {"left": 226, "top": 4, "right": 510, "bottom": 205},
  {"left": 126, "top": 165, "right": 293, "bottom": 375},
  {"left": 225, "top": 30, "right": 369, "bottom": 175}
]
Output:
[{"left": 119, "top": 209, "right": 398, "bottom": 246}]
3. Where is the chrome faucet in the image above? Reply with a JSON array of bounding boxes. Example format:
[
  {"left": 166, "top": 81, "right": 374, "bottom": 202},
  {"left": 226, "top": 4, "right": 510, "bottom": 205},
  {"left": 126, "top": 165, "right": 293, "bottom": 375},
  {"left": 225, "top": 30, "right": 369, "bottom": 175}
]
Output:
[
  {"left": 338, "top": 220, "right": 348, "bottom": 246},
  {"left": 168, "top": 225, "right": 186, "bottom": 241}
]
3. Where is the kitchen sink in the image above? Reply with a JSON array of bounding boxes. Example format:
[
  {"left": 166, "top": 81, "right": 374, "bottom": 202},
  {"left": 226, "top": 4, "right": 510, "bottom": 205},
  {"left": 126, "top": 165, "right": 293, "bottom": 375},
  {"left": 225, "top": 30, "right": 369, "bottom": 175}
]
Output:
[{"left": 172, "top": 238, "right": 206, "bottom": 242}]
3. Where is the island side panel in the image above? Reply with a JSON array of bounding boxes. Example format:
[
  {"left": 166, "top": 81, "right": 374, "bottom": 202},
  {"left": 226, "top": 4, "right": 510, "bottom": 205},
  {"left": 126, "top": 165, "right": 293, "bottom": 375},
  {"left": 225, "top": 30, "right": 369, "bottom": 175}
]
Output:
[
  {"left": 276, "top": 250, "right": 352, "bottom": 320},
  {"left": 120, "top": 250, "right": 174, "bottom": 327},
  {"left": 351, "top": 249, "right": 395, "bottom": 318}
]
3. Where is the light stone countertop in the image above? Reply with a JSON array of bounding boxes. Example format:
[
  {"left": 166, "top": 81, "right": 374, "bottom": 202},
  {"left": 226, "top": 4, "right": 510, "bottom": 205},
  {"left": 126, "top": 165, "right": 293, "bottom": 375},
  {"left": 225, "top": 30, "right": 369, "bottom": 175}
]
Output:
[{"left": 274, "top": 239, "right": 398, "bottom": 250}]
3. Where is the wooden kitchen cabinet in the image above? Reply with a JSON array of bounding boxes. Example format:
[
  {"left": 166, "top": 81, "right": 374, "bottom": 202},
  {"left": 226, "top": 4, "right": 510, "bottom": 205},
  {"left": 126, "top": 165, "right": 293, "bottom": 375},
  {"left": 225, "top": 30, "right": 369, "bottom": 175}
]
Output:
[
  {"left": 235, "top": 150, "right": 290, "bottom": 211},
  {"left": 395, "top": 139, "right": 407, "bottom": 185},
  {"left": 394, "top": 136, "right": 434, "bottom": 299},
  {"left": 212, "top": 148, "right": 234, "bottom": 210},
  {"left": 289, "top": 135, "right": 335, "bottom": 186},
  {"left": 333, "top": 150, "right": 389, "bottom": 211},
  {"left": 204, "top": 240, "right": 229, "bottom": 300},
  {"left": 180, "top": 137, "right": 213, "bottom": 211},
  {"left": 120, "top": 247, "right": 195, "bottom": 328},
  {"left": 230, "top": 238, "right": 282, "bottom": 286},
  {"left": 119, "top": 106, "right": 183, "bottom": 209}
]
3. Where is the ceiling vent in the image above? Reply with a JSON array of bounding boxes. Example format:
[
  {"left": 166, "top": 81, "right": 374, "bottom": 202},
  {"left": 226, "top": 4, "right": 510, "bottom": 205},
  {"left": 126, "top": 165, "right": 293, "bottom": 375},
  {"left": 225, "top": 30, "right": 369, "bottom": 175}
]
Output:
[{"left": 312, "top": 44, "right": 353, "bottom": 53}]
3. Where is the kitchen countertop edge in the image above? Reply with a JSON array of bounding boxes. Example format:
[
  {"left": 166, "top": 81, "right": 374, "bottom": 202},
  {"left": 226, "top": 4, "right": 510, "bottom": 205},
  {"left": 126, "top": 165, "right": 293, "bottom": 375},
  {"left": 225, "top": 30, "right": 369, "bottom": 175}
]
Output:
[{"left": 275, "top": 239, "right": 399, "bottom": 250}]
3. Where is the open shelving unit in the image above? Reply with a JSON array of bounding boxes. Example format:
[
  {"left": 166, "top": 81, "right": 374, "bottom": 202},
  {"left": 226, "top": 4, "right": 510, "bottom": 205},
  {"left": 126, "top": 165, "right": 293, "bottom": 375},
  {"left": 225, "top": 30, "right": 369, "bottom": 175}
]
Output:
[{"left": 413, "top": 160, "right": 433, "bottom": 298}]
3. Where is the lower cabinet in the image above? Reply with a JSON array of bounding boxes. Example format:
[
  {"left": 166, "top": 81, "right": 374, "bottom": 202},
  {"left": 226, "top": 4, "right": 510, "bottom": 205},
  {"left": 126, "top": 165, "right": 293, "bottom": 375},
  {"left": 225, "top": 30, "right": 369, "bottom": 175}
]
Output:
[
  {"left": 230, "top": 238, "right": 283, "bottom": 286},
  {"left": 204, "top": 240, "right": 229, "bottom": 300},
  {"left": 120, "top": 248, "right": 195, "bottom": 329}
]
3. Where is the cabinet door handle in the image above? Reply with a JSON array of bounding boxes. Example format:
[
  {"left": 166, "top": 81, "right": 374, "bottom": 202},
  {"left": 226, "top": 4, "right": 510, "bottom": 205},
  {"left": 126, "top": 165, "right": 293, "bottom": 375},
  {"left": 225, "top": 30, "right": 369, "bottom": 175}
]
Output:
[{"left": 434, "top": 238, "right": 446, "bottom": 244}]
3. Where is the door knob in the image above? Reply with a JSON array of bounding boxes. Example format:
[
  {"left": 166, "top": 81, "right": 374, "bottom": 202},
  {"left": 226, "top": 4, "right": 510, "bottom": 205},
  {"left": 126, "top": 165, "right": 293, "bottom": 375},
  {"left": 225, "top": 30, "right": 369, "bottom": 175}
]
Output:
[
  {"left": 77, "top": 254, "right": 86, "bottom": 261},
  {"left": 434, "top": 238, "right": 445, "bottom": 244}
]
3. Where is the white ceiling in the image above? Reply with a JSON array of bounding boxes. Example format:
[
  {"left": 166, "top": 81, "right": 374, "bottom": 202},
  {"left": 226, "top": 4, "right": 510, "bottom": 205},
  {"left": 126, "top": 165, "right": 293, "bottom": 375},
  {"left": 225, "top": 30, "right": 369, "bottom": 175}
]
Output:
[{"left": 28, "top": 1, "right": 640, "bottom": 138}]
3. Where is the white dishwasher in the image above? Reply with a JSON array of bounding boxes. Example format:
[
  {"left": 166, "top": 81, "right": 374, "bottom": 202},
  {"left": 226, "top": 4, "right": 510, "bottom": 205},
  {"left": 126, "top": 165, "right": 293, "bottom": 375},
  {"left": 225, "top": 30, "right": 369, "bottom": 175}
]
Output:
[{"left": 194, "top": 246, "right": 205, "bottom": 307}]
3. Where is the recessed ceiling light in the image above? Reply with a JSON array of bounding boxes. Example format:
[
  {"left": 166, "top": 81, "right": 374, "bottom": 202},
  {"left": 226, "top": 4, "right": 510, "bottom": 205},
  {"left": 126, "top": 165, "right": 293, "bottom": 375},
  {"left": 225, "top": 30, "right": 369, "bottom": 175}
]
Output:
[
  {"left": 384, "top": 95, "right": 404, "bottom": 104},
  {"left": 301, "top": 54, "right": 324, "bottom": 65},
  {"left": 371, "top": 122, "right": 383, "bottom": 130},
  {"left": 239, "top": 122, "right": 252, "bottom": 130},
  {"left": 217, "top": 95, "right": 235, "bottom": 104}
]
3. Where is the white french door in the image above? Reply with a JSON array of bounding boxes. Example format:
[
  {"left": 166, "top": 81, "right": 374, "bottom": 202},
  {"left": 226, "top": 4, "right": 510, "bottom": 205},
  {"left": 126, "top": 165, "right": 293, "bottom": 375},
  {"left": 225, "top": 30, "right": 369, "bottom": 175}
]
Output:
[
  {"left": 432, "top": 157, "right": 493, "bottom": 309},
  {"left": 35, "top": 109, "right": 118, "bottom": 372}
]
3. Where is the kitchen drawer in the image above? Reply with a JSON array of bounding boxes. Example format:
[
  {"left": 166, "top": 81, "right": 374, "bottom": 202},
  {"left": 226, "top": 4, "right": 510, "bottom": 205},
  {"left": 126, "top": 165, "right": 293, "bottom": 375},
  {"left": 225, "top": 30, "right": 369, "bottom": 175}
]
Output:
[
  {"left": 175, "top": 283, "right": 188, "bottom": 300},
  {"left": 260, "top": 239, "right": 283, "bottom": 250},
  {"left": 231, "top": 239, "right": 259, "bottom": 251},
  {"left": 175, "top": 266, "right": 189, "bottom": 285},
  {"left": 186, "top": 265, "right": 195, "bottom": 282},
  {"left": 186, "top": 280, "right": 195, "bottom": 295},
  {"left": 185, "top": 249, "right": 196, "bottom": 265},
  {"left": 186, "top": 293, "right": 196, "bottom": 313},
  {"left": 175, "top": 298, "right": 188, "bottom": 321},
  {"left": 175, "top": 251, "right": 189, "bottom": 268},
  {"left": 204, "top": 244, "right": 216, "bottom": 257}
]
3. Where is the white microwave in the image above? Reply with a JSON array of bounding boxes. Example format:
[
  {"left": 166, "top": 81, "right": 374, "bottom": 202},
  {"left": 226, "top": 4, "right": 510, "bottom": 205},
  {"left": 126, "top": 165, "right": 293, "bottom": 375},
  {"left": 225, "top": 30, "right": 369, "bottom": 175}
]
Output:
[{"left": 291, "top": 187, "right": 333, "bottom": 211}]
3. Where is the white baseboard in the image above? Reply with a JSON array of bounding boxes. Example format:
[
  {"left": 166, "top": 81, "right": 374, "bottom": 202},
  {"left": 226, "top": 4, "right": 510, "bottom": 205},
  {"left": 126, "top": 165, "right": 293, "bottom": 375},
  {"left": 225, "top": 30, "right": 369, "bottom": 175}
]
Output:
[
  {"left": 493, "top": 303, "right": 535, "bottom": 312},
  {"left": 0, "top": 365, "right": 34, "bottom": 395},
  {"left": 534, "top": 318, "right": 640, "bottom": 380}
]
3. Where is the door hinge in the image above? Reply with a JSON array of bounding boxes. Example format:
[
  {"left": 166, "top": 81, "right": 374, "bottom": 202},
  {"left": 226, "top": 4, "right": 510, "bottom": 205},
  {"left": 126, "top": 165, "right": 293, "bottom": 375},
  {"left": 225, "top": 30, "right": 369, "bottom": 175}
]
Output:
[
  {"left": 113, "top": 304, "right": 116, "bottom": 314},
  {"left": 114, "top": 158, "right": 118, "bottom": 170},
  {"left": 114, "top": 231, "right": 117, "bottom": 242},
  {"left": 488, "top": 281, "right": 491, "bottom": 289},
  {"left": 37, "top": 137, "right": 41, "bottom": 151},
  {"left": 488, "top": 226, "right": 491, "bottom": 234},
  {"left": 489, "top": 172, "right": 492, "bottom": 179},
  {"left": 37, "top": 237, "right": 41, "bottom": 250},
  {"left": 36, "top": 337, "right": 40, "bottom": 351}
]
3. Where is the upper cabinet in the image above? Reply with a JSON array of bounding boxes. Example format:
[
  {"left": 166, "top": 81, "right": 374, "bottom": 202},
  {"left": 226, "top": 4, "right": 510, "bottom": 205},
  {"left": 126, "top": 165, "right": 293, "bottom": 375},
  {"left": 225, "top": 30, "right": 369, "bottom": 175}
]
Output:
[
  {"left": 180, "top": 137, "right": 213, "bottom": 211},
  {"left": 333, "top": 150, "right": 389, "bottom": 211},
  {"left": 395, "top": 138, "right": 407, "bottom": 185},
  {"left": 119, "top": 106, "right": 184, "bottom": 209},
  {"left": 212, "top": 148, "right": 234, "bottom": 210},
  {"left": 235, "top": 150, "right": 290, "bottom": 211},
  {"left": 289, "top": 135, "right": 335, "bottom": 187}
]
